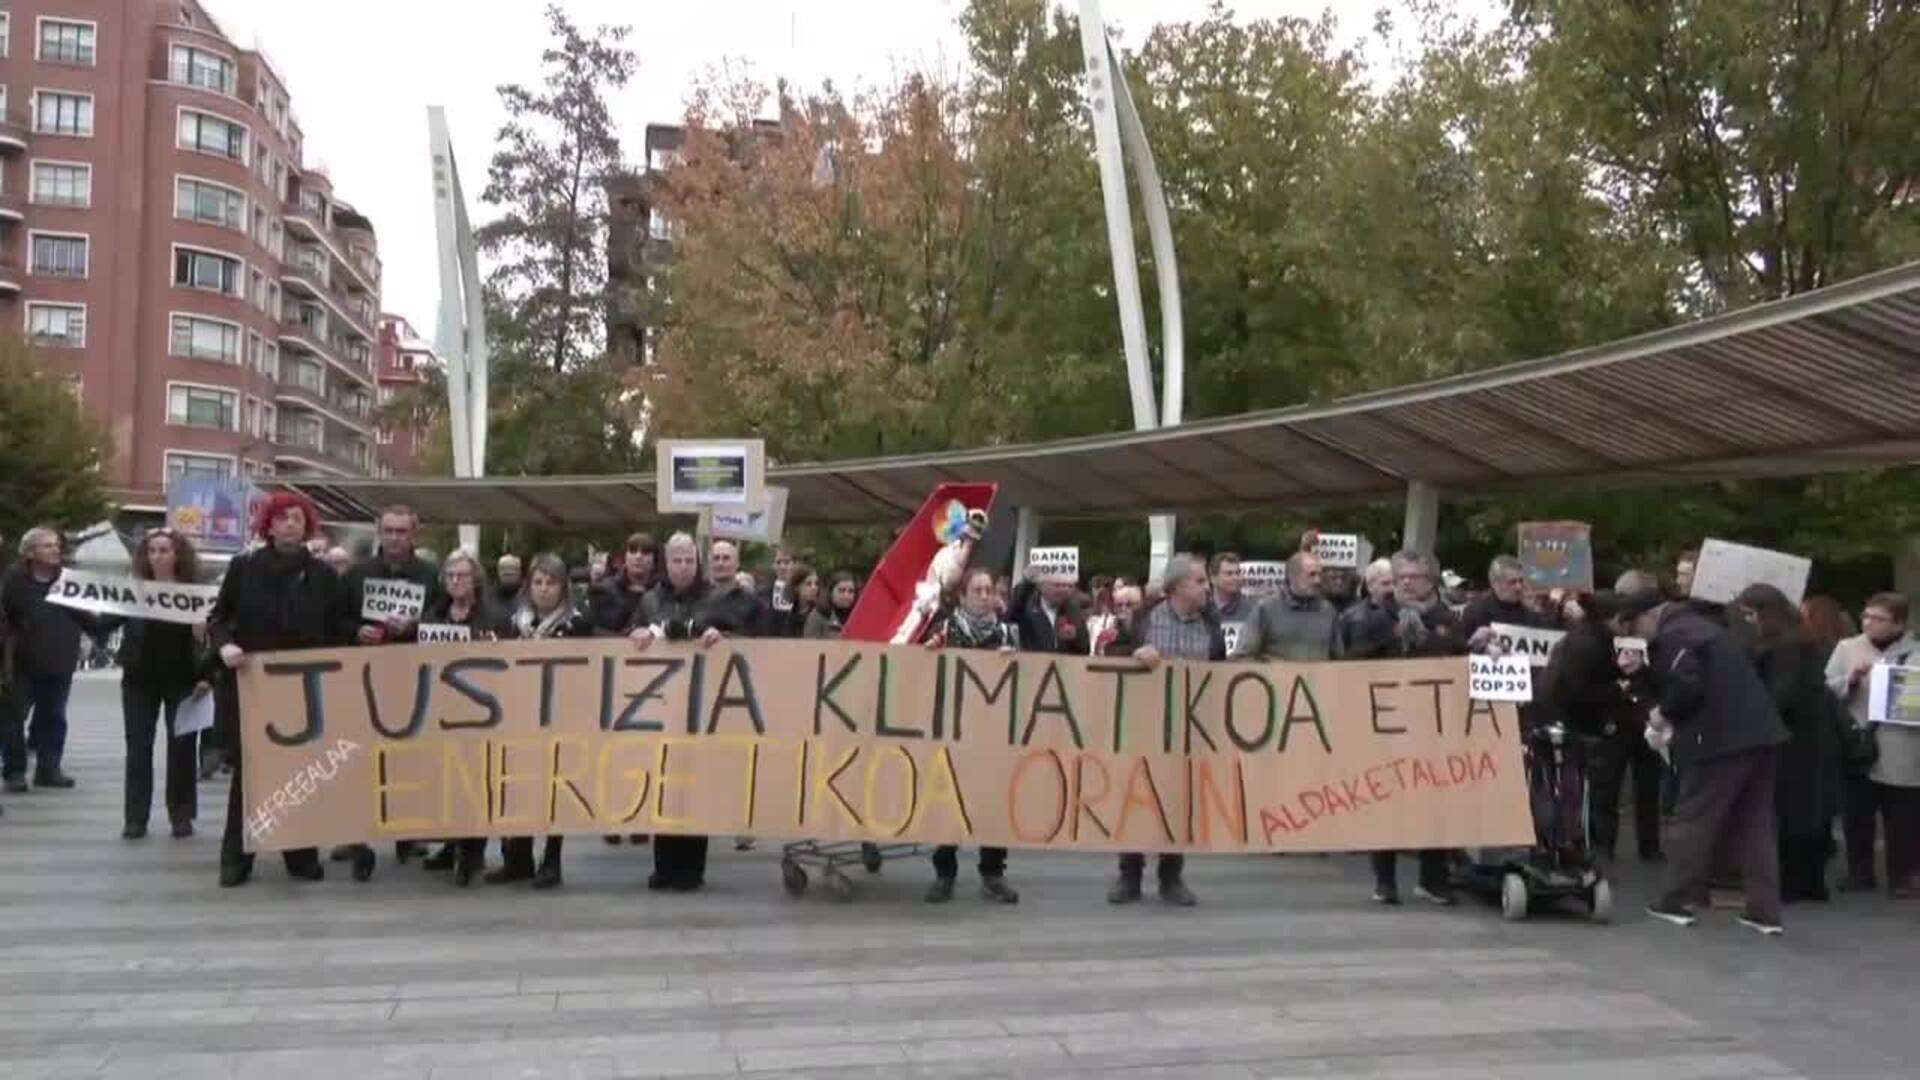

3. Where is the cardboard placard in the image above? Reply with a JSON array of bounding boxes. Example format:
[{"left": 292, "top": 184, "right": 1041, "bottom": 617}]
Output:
[
  {"left": 1241, "top": 561, "right": 1285, "bottom": 598},
  {"left": 1869, "top": 664, "right": 1920, "bottom": 727},
  {"left": 1311, "top": 534, "right": 1363, "bottom": 570},
  {"left": 416, "top": 623, "right": 473, "bottom": 645},
  {"left": 1025, "top": 546, "right": 1079, "bottom": 584},
  {"left": 1488, "top": 622, "right": 1567, "bottom": 668},
  {"left": 1517, "top": 522, "right": 1593, "bottom": 591},
  {"left": 702, "top": 485, "right": 789, "bottom": 544},
  {"left": 1469, "top": 653, "right": 1533, "bottom": 702},
  {"left": 43, "top": 569, "right": 220, "bottom": 625},
  {"left": 1690, "top": 538, "right": 1812, "bottom": 608},
  {"left": 235, "top": 641, "right": 1532, "bottom": 855},
  {"left": 657, "top": 439, "right": 766, "bottom": 515},
  {"left": 361, "top": 579, "right": 426, "bottom": 621}
]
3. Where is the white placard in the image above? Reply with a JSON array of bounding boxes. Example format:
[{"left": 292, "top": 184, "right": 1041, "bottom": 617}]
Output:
[
  {"left": 1222, "top": 622, "right": 1244, "bottom": 658},
  {"left": 1613, "top": 636, "right": 1648, "bottom": 666},
  {"left": 361, "top": 579, "right": 426, "bottom": 621},
  {"left": 416, "top": 623, "right": 473, "bottom": 644},
  {"left": 657, "top": 438, "right": 766, "bottom": 514},
  {"left": 43, "top": 569, "right": 220, "bottom": 625},
  {"left": 1026, "top": 546, "right": 1079, "bottom": 584},
  {"left": 1690, "top": 538, "right": 1812, "bottom": 607},
  {"left": 174, "top": 689, "right": 216, "bottom": 737},
  {"left": 1469, "top": 653, "right": 1534, "bottom": 702},
  {"left": 1312, "top": 534, "right": 1362, "bottom": 569},
  {"left": 1869, "top": 663, "right": 1920, "bottom": 726},
  {"left": 1240, "top": 561, "right": 1285, "bottom": 598},
  {"left": 1489, "top": 622, "right": 1566, "bottom": 668},
  {"left": 705, "top": 485, "right": 790, "bottom": 544}
]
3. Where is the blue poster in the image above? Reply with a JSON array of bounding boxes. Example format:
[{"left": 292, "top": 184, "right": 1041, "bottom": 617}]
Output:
[{"left": 166, "top": 477, "right": 259, "bottom": 553}]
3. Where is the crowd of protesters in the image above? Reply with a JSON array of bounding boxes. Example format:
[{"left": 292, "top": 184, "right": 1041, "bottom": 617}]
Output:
[{"left": 3, "top": 498, "right": 1916, "bottom": 939}]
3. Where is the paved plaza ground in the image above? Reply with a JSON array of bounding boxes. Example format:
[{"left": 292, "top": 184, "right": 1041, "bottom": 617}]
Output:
[{"left": 2, "top": 673, "right": 1916, "bottom": 1079}]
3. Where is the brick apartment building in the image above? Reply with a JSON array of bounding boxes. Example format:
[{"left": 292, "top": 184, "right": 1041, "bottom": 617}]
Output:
[
  {"left": 373, "top": 311, "right": 435, "bottom": 478},
  {"left": 0, "top": 0, "right": 383, "bottom": 509}
]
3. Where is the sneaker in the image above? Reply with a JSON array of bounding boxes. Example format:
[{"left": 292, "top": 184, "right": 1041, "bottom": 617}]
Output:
[
  {"left": 980, "top": 876, "right": 1020, "bottom": 904},
  {"left": 1646, "top": 901, "right": 1698, "bottom": 927},
  {"left": 924, "top": 877, "right": 956, "bottom": 904},
  {"left": 1412, "top": 884, "right": 1457, "bottom": 907},
  {"left": 1736, "top": 914, "right": 1784, "bottom": 937},
  {"left": 1370, "top": 887, "right": 1402, "bottom": 905},
  {"left": 1159, "top": 879, "right": 1198, "bottom": 907},
  {"left": 1107, "top": 876, "right": 1143, "bottom": 905}
]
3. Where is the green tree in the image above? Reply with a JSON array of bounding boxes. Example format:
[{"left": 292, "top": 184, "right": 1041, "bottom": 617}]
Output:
[{"left": 0, "top": 335, "right": 112, "bottom": 543}]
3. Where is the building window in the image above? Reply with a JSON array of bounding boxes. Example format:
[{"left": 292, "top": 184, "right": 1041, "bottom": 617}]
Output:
[
  {"left": 173, "top": 246, "right": 242, "bottom": 295},
  {"left": 268, "top": 221, "right": 284, "bottom": 259},
  {"left": 34, "top": 92, "right": 94, "bottom": 137},
  {"left": 170, "top": 314, "right": 242, "bottom": 364},
  {"left": 25, "top": 303, "right": 87, "bottom": 348},
  {"left": 164, "top": 452, "right": 234, "bottom": 485},
  {"left": 299, "top": 189, "right": 327, "bottom": 218},
  {"left": 284, "top": 358, "right": 325, "bottom": 395},
  {"left": 177, "top": 109, "right": 247, "bottom": 162},
  {"left": 0, "top": 14, "right": 9, "bottom": 59},
  {"left": 175, "top": 177, "right": 246, "bottom": 229},
  {"left": 30, "top": 232, "right": 89, "bottom": 278},
  {"left": 29, "top": 162, "right": 91, "bottom": 207},
  {"left": 37, "top": 19, "right": 96, "bottom": 66},
  {"left": 258, "top": 341, "right": 279, "bottom": 380},
  {"left": 169, "top": 44, "right": 237, "bottom": 96},
  {"left": 167, "top": 383, "right": 238, "bottom": 430}
]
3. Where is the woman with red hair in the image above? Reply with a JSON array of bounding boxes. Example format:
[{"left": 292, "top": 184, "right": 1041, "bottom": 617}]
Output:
[{"left": 208, "top": 490, "right": 356, "bottom": 887}]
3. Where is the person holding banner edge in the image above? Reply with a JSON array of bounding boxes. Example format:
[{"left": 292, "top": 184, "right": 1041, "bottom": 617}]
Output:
[
  {"left": 105, "top": 528, "right": 213, "bottom": 840},
  {"left": 334, "top": 505, "right": 445, "bottom": 881},
  {"left": 923, "top": 568, "right": 1021, "bottom": 905},
  {"left": 211, "top": 491, "right": 355, "bottom": 888}
]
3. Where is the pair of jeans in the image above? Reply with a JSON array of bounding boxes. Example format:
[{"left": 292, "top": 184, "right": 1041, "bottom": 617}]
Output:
[
  {"left": 3, "top": 671, "right": 74, "bottom": 777},
  {"left": 1658, "top": 747, "right": 1782, "bottom": 922},
  {"left": 122, "top": 681, "right": 198, "bottom": 826},
  {"left": 931, "top": 845, "right": 1006, "bottom": 880}
]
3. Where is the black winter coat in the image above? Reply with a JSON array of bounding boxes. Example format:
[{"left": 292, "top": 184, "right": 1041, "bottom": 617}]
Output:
[
  {"left": 341, "top": 553, "right": 444, "bottom": 642},
  {"left": 1640, "top": 603, "right": 1786, "bottom": 768},
  {"left": 588, "top": 574, "right": 654, "bottom": 636},
  {"left": 1006, "top": 580, "right": 1087, "bottom": 655},
  {"left": 1539, "top": 621, "right": 1629, "bottom": 739},
  {"left": 208, "top": 546, "right": 356, "bottom": 653},
  {"left": 2, "top": 564, "right": 102, "bottom": 677},
  {"left": 1755, "top": 641, "right": 1845, "bottom": 836}
]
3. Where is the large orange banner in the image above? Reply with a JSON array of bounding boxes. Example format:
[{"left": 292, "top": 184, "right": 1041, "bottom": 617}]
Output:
[{"left": 236, "top": 639, "right": 1534, "bottom": 854}]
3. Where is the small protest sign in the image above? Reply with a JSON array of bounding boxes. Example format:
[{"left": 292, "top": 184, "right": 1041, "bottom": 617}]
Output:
[
  {"left": 1690, "top": 538, "right": 1812, "bottom": 608},
  {"left": 704, "top": 486, "right": 789, "bottom": 544},
  {"left": 1311, "top": 534, "right": 1363, "bottom": 569},
  {"left": 1222, "top": 622, "right": 1244, "bottom": 657},
  {"left": 1489, "top": 622, "right": 1566, "bottom": 668},
  {"left": 1869, "top": 664, "right": 1920, "bottom": 727},
  {"left": 1240, "top": 561, "right": 1285, "bottom": 598},
  {"left": 1517, "top": 522, "right": 1594, "bottom": 591},
  {"left": 43, "top": 569, "right": 220, "bottom": 625},
  {"left": 1469, "top": 653, "right": 1533, "bottom": 703},
  {"left": 416, "top": 624, "right": 473, "bottom": 645},
  {"left": 1025, "top": 546, "right": 1079, "bottom": 584},
  {"left": 361, "top": 579, "right": 426, "bottom": 621},
  {"left": 657, "top": 439, "right": 765, "bottom": 514}
]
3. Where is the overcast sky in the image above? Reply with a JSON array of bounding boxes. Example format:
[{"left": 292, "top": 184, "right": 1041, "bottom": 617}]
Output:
[{"left": 198, "top": 1, "right": 1449, "bottom": 341}]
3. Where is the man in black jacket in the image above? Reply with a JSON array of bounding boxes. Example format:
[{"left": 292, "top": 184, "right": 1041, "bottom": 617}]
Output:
[
  {"left": 589, "top": 533, "right": 657, "bottom": 636},
  {"left": 335, "top": 505, "right": 443, "bottom": 880},
  {"left": 1, "top": 526, "right": 103, "bottom": 791},
  {"left": 1007, "top": 564, "right": 1086, "bottom": 655},
  {"left": 1616, "top": 589, "right": 1789, "bottom": 934},
  {"left": 1461, "top": 555, "right": 1557, "bottom": 643}
]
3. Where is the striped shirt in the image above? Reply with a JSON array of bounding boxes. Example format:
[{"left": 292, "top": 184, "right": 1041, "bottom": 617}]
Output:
[{"left": 1143, "top": 601, "right": 1216, "bottom": 661}]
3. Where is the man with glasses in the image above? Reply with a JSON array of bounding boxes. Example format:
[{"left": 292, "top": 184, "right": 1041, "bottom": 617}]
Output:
[
  {"left": 1827, "top": 593, "right": 1920, "bottom": 897},
  {"left": 1463, "top": 555, "right": 1555, "bottom": 647}
]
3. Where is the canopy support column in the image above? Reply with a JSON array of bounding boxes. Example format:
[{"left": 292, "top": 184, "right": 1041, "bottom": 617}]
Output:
[
  {"left": 1012, "top": 507, "right": 1040, "bottom": 575},
  {"left": 1402, "top": 480, "right": 1440, "bottom": 558}
]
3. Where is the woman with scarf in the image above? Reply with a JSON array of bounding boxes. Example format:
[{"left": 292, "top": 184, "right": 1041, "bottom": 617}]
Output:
[
  {"left": 417, "top": 550, "right": 517, "bottom": 885},
  {"left": 1737, "top": 583, "right": 1845, "bottom": 902},
  {"left": 485, "top": 553, "right": 592, "bottom": 889},
  {"left": 804, "top": 573, "right": 858, "bottom": 639},
  {"left": 923, "top": 568, "right": 1021, "bottom": 904},
  {"left": 110, "top": 528, "right": 213, "bottom": 840},
  {"left": 210, "top": 491, "right": 355, "bottom": 887}
]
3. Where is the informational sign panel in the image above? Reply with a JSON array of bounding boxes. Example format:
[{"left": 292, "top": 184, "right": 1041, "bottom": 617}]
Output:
[
  {"left": 361, "top": 579, "right": 426, "bottom": 621},
  {"left": 1690, "top": 538, "right": 1812, "bottom": 608},
  {"left": 166, "top": 476, "right": 258, "bottom": 554},
  {"left": 703, "top": 486, "right": 789, "bottom": 545},
  {"left": 416, "top": 624, "right": 474, "bottom": 645},
  {"left": 1869, "top": 664, "right": 1920, "bottom": 727},
  {"left": 1517, "top": 522, "right": 1593, "bottom": 591},
  {"left": 1025, "top": 546, "right": 1080, "bottom": 584},
  {"left": 236, "top": 642, "right": 1533, "bottom": 854},
  {"left": 1468, "top": 653, "right": 1533, "bottom": 703},
  {"left": 1488, "top": 623, "right": 1567, "bottom": 668},
  {"left": 657, "top": 439, "right": 766, "bottom": 514},
  {"left": 43, "top": 569, "right": 220, "bottom": 625},
  {"left": 1241, "top": 561, "right": 1285, "bottom": 598}
]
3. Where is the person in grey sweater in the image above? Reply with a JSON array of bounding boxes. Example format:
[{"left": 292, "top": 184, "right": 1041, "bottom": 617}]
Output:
[
  {"left": 1233, "top": 551, "right": 1342, "bottom": 663},
  {"left": 1826, "top": 592, "right": 1920, "bottom": 897}
]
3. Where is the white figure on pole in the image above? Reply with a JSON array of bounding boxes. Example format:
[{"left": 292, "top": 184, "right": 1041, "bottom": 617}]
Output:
[
  {"left": 428, "top": 107, "right": 489, "bottom": 555},
  {"left": 1078, "top": 1, "right": 1184, "bottom": 579}
]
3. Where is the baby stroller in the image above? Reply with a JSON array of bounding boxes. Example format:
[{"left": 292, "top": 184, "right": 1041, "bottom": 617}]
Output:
[{"left": 1456, "top": 720, "right": 1613, "bottom": 922}]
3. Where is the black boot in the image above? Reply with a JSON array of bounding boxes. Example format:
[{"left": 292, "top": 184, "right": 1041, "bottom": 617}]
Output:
[
  {"left": 531, "top": 857, "right": 563, "bottom": 890},
  {"left": 924, "top": 876, "right": 956, "bottom": 903},
  {"left": 219, "top": 858, "right": 253, "bottom": 888},
  {"left": 351, "top": 845, "right": 376, "bottom": 883}
]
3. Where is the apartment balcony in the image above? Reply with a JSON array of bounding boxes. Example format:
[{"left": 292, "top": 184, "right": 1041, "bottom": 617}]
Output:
[
  {"left": 284, "top": 212, "right": 377, "bottom": 296},
  {"left": 0, "top": 191, "right": 23, "bottom": 224},
  {"left": 0, "top": 111, "right": 26, "bottom": 154},
  {"left": 280, "top": 267, "right": 374, "bottom": 342},
  {"left": 0, "top": 257, "right": 21, "bottom": 293},
  {"left": 279, "top": 313, "right": 373, "bottom": 388}
]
